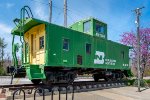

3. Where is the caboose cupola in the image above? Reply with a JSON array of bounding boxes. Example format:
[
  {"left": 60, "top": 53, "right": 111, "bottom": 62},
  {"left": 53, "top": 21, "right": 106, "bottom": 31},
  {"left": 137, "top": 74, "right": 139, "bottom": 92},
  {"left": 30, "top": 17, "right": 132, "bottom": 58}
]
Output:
[{"left": 69, "top": 18, "right": 107, "bottom": 39}]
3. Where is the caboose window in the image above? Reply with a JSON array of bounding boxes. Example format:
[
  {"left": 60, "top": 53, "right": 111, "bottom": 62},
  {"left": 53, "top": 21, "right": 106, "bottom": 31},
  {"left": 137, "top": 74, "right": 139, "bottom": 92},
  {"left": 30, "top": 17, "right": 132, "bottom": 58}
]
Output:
[
  {"left": 39, "top": 36, "right": 44, "bottom": 49},
  {"left": 86, "top": 43, "right": 91, "bottom": 54},
  {"left": 96, "top": 23, "right": 104, "bottom": 33},
  {"left": 121, "top": 51, "right": 125, "bottom": 59},
  {"left": 77, "top": 55, "right": 82, "bottom": 65},
  {"left": 63, "top": 39, "right": 69, "bottom": 51},
  {"left": 84, "top": 21, "right": 91, "bottom": 33}
]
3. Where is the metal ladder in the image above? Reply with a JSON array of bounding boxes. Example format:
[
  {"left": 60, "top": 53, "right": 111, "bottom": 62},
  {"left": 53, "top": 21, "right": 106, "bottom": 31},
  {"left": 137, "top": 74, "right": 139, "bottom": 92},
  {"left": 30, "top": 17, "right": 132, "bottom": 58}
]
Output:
[{"left": 10, "top": 6, "right": 33, "bottom": 84}]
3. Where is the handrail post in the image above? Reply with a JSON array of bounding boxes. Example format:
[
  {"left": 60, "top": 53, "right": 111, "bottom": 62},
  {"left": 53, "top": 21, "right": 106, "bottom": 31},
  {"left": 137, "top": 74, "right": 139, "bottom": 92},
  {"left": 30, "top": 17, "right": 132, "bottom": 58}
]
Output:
[
  {"left": 34, "top": 88, "right": 45, "bottom": 100},
  {"left": 13, "top": 89, "right": 25, "bottom": 100},
  {"left": 72, "top": 85, "right": 74, "bottom": 100},
  {"left": 66, "top": 86, "right": 68, "bottom": 100},
  {"left": 51, "top": 88, "right": 54, "bottom": 100},
  {"left": 58, "top": 87, "right": 61, "bottom": 100}
]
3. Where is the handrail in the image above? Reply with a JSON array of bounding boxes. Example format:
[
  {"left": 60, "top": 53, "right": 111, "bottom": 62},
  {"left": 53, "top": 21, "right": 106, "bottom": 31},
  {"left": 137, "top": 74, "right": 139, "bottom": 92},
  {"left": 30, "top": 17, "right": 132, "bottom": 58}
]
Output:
[
  {"left": 11, "top": 6, "right": 33, "bottom": 84},
  {"left": 12, "top": 34, "right": 19, "bottom": 67},
  {"left": 72, "top": 86, "right": 74, "bottom": 100},
  {"left": 11, "top": 84, "right": 75, "bottom": 100},
  {"left": 34, "top": 88, "right": 45, "bottom": 100},
  {"left": 66, "top": 86, "right": 68, "bottom": 100},
  {"left": 12, "top": 89, "right": 25, "bottom": 100},
  {"left": 19, "top": 6, "right": 33, "bottom": 64},
  {"left": 12, "top": 34, "right": 15, "bottom": 66},
  {"left": 51, "top": 88, "right": 54, "bottom": 100},
  {"left": 24, "top": 6, "right": 33, "bottom": 18}
]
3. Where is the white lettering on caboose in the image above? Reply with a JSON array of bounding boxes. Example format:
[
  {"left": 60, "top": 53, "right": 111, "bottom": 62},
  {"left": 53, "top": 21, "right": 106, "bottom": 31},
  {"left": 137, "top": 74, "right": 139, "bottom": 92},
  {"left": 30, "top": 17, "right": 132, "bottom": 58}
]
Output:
[
  {"left": 94, "top": 51, "right": 105, "bottom": 64},
  {"left": 94, "top": 51, "right": 117, "bottom": 65}
]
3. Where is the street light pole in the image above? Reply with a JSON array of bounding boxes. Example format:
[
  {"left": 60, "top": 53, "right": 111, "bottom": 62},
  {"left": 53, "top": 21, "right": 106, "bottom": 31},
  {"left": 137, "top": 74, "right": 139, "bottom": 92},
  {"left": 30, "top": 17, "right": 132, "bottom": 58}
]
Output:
[
  {"left": 49, "top": 0, "right": 52, "bottom": 23},
  {"left": 134, "top": 7, "right": 144, "bottom": 92},
  {"left": 64, "top": 0, "right": 67, "bottom": 27}
]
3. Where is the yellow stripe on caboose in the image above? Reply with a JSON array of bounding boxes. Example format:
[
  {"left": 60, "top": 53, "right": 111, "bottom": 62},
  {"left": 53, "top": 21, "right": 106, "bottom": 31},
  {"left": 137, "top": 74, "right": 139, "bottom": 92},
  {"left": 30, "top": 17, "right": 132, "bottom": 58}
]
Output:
[{"left": 24, "top": 24, "right": 45, "bottom": 65}]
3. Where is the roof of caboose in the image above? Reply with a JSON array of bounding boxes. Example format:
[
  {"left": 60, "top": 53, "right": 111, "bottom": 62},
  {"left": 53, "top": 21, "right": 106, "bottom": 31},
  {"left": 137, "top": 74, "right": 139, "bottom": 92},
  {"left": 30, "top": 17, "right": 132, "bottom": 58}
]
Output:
[
  {"left": 11, "top": 17, "right": 131, "bottom": 49},
  {"left": 69, "top": 17, "right": 107, "bottom": 27},
  {"left": 11, "top": 17, "right": 106, "bottom": 36},
  {"left": 11, "top": 18, "right": 48, "bottom": 36}
]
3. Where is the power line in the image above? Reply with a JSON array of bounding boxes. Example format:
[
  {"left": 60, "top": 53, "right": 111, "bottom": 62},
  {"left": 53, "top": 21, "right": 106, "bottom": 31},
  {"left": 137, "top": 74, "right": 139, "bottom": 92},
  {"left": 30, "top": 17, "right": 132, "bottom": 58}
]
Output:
[
  {"left": 67, "top": 13, "right": 76, "bottom": 24},
  {"left": 29, "top": 0, "right": 63, "bottom": 11},
  {"left": 53, "top": 11, "right": 63, "bottom": 23},
  {"left": 29, "top": 0, "right": 103, "bottom": 26},
  {"left": 29, "top": 0, "right": 91, "bottom": 19},
  {"left": 66, "top": 1, "right": 94, "bottom": 18},
  {"left": 30, "top": 0, "right": 49, "bottom": 5}
]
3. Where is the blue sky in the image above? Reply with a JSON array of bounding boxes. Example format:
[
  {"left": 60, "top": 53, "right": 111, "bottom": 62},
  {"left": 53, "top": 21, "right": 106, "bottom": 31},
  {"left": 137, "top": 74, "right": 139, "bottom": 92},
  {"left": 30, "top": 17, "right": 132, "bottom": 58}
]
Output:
[{"left": 0, "top": 0, "right": 150, "bottom": 56}]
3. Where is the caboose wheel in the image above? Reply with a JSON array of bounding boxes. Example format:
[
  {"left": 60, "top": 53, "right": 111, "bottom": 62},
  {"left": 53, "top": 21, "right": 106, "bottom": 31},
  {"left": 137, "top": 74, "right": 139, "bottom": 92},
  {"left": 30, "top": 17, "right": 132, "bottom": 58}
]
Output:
[
  {"left": 104, "top": 77, "right": 112, "bottom": 82},
  {"left": 42, "top": 72, "right": 53, "bottom": 85},
  {"left": 67, "top": 72, "right": 76, "bottom": 83},
  {"left": 93, "top": 74, "right": 99, "bottom": 82},
  {"left": 31, "top": 79, "right": 41, "bottom": 84},
  {"left": 94, "top": 77, "right": 99, "bottom": 82}
]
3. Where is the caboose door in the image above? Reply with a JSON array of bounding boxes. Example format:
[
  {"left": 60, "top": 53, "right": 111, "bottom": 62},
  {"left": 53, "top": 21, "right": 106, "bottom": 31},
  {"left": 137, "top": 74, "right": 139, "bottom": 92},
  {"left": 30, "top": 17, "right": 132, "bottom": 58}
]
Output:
[
  {"left": 30, "top": 25, "right": 45, "bottom": 65},
  {"left": 25, "top": 24, "right": 45, "bottom": 65},
  {"left": 31, "top": 33, "right": 36, "bottom": 64},
  {"left": 31, "top": 33, "right": 45, "bottom": 64}
]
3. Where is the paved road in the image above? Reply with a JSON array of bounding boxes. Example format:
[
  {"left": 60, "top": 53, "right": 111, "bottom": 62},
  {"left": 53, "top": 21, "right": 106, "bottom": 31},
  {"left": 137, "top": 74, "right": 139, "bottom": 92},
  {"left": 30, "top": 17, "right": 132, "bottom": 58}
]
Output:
[
  {"left": 0, "top": 76, "right": 150, "bottom": 100},
  {"left": 26, "top": 87, "right": 150, "bottom": 100},
  {"left": 4, "top": 87, "right": 150, "bottom": 100}
]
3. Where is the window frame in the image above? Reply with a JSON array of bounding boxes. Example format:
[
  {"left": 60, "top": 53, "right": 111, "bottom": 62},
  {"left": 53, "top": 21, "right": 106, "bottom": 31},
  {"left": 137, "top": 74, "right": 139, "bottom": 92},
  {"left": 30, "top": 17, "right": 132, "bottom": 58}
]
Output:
[
  {"left": 85, "top": 43, "right": 91, "bottom": 54},
  {"left": 96, "top": 23, "right": 105, "bottom": 34},
  {"left": 121, "top": 51, "right": 125, "bottom": 60},
  {"left": 39, "top": 36, "right": 44, "bottom": 50},
  {"left": 62, "top": 38, "right": 70, "bottom": 51},
  {"left": 77, "top": 55, "right": 82, "bottom": 65},
  {"left": 83, "top": 20, "right": 91, "bottom": 33}
]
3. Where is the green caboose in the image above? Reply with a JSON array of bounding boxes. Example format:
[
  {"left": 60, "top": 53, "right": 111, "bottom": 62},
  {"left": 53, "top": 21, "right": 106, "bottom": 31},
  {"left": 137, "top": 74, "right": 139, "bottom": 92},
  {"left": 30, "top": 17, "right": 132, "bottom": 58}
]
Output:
[{"left": 11, "top": 8, "right": 131, "bottom": 84}]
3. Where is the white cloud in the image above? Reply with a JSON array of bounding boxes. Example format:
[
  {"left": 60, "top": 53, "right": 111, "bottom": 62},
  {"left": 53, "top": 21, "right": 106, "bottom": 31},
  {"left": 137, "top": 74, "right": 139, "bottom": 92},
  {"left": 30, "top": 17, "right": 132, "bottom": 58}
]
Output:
[
  {"left": 0, "top": 22, "right": 13, "bottom": 55},
  {"left": 0, "top": 23, "right": 12, "bottom": 33},
  {"left": 33, "top": 2, "right": 49, "bottom": 21},
  {"left": 6, "top": 3, "right": 14, "bottom": 9}
]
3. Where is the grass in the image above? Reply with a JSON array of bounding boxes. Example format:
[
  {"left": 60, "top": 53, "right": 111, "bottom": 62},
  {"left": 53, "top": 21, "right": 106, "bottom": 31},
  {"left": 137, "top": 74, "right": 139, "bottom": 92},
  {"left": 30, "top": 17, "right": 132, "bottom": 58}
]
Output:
[{"left": 127, "top": 78, "right": 150, "bottom": 87}]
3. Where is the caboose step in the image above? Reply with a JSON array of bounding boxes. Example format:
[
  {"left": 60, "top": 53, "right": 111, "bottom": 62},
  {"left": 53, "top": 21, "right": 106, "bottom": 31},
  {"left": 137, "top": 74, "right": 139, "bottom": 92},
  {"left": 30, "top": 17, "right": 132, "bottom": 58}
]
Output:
[
  {"left": 26, "top": 64, "right": 46, "bottom": 80},
  {"left": 31, "top": 73, "right": 45, "bottom": 79}
]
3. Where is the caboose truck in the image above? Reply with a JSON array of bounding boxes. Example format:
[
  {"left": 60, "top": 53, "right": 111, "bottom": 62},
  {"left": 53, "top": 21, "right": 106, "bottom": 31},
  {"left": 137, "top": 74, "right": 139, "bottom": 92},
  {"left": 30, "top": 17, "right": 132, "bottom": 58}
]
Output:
[{"left": 9, "top": 6, "right": 131, "bottom": 84}]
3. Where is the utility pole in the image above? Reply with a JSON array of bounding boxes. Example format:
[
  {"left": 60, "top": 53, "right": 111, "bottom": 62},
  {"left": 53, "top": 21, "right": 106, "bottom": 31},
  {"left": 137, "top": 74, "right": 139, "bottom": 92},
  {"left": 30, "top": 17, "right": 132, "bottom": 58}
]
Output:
[
  {"left": 133, "top": 7, "right": 144, "bottom": 92},
  {"left": 49, "top": 0, "right": 52, "bottom": 23},
  {"left": 64, "top": 0, "right": 67, "bottom": 27}
]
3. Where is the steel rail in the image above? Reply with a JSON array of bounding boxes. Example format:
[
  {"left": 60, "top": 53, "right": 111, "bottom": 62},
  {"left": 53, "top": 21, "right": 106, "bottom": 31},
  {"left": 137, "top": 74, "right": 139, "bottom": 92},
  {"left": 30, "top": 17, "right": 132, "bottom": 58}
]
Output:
[{"left": 0, "top": 80, "right": 127, "bottom": 89}]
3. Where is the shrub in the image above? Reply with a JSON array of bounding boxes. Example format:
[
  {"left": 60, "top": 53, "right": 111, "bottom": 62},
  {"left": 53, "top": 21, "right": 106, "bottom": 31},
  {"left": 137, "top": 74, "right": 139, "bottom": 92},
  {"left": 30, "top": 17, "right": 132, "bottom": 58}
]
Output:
[
  {"left": 127, "top": 79, "right": 150, "bottom": 87},
  {"left": 0, "top": 66, "right": 6, "bottom": 76}
]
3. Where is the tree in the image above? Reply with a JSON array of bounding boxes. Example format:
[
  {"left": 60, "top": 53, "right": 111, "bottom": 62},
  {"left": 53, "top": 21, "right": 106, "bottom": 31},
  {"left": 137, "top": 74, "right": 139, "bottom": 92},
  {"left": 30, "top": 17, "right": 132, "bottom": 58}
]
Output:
[
  {"left": 120, "top": 28, "right": 150, "bottom": 78},
  {"left": 0, "top": 37, "right": 7, "bottom": 76},
  {"left": 0, "top": 37, "right": 7, "bottom": 67}
]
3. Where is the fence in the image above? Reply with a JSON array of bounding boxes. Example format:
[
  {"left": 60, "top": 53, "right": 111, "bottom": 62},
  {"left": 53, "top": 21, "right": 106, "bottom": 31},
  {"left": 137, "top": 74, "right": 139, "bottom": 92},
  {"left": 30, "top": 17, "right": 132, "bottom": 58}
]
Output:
[{"left": 12, "top": 85, "right": 74, "bottom": 100}]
